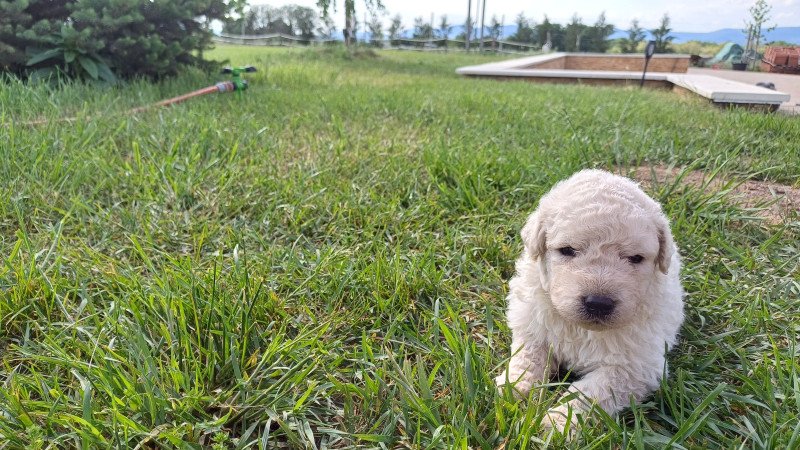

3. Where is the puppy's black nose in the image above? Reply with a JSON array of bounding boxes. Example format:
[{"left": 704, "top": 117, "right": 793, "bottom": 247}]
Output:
[{"left": 582, "top": 295, "right": 616, "bottom": 318}]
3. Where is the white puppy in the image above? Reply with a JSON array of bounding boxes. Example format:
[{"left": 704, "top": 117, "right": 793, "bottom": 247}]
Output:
[{"left": 497, "top": 169, "right": 684, "bottom": 433}]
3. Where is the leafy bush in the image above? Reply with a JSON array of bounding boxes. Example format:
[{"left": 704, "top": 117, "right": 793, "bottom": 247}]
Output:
[
  {"left": 25, "top": 23, "right": 116, "bottom": 83},
  {"left": 0, "top": 0, "right": 239, "bottom": 80}
]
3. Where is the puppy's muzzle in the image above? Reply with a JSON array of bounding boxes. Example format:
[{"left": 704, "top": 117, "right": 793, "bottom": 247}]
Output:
[{"left": 581, "top": 294, "right": 616, "bottom": 319}]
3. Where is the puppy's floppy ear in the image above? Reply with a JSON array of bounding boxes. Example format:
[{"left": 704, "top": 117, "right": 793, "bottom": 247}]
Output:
[
  {"left": 521, "top": 209, "right": 551, "bottom": 291},
  {"left": 655, "top": 215, "right": 676, "bottom": 275},
  {"left": 520, "top": 209, "right": 547, "bottom": 260}
]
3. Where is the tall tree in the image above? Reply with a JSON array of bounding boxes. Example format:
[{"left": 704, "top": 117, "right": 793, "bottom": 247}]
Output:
[
  {"left": 488, "top": 15, "right": 502, "bottom": 45},
  {"left": 367, "top": 12, "right": 383, "bottom": 46},
  {"left": 509, "top": 13, "right": 536, "bottom": 44},
  {"left": 456, "top": 18, "right": 477, "bottom": 42},
  {"left": 535, "top": 16, "right": 563, "bottom": 51},
  {"left": 586, "top": 11, "right": 614, "bottom": 52},
  {"left": 651, "top": 13, "right": 675, "bottom": 53},
  {"left": 317, "top": 15, "right": 337, "bottom": 38},
  {"left": 745, "top": 0, "right": 774, "bottom": 43},
  {"left": 316, "top": 0, "right": 384, "bottom": 46},
  {"left": 286, "top": 6, "right": 319, "bottom": 39},
  {"left": 251, "top": 5, "right": 279, "bottom": 33},
  {"left": 744, "top": 0, "right": 775, "bottom": 65},
  {"left": 564, "top": 13, "right": 585, "bottom": 52},
  {"left": 387, "top": 14, "right": 403, "bottom": 46},
  {"left": 223, "top": 5, "right": 318, "bottom": 38},
  {"left": 620, "top": 19, "right": 646, "bottom": 53},
  {"left": 413, "top": 16, "right": 434, "bottom": 40},
  {"left": 225, "top": 0, "right": 249, "bottom": 35},
  {"left": 438, "top": 15, "right": 452, "bottom": 39}
]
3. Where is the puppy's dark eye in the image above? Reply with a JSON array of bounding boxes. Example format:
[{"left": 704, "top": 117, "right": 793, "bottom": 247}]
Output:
[
  {"left": 558, "top": 247, "right": 577, "bottom": 257},
  {"left": 627, "top": 255, "right": 644, "bottom": 264}
]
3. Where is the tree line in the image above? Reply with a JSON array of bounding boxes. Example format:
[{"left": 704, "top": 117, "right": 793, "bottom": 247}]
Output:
[
  {"left": 501, "top": 13, "right": 616, "bottom": 52},
  {"left": 221, "top": 4, "right": 328, "bottom": 39},
  {"left": 219, "top": 4, "right": 677, "bottom": 54}
]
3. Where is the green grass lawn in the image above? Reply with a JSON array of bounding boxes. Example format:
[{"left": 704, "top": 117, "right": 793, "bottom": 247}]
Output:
[{"left": 1, "top": 45, "right": 799, "bottom": 448}]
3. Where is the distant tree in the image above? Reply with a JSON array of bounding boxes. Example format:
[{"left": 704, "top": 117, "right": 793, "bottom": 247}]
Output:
[
  {"left": 367, "top": 12, "right": 383, "bottom": 46},
  {"left": 455, "top": 18, "right": 477, "bottom": 43},
  {"left": 744, "top": 0, "right": 775, "bottom": 65},
  {"left": 387, "top": 14, "right": 403, "bottom": 46},
  {"left": 488, "top": 15, "right": 503, "bottom": 45},
  {"left": 651, "top": 14, "right": 675, "bottom": 53},
  {"left": 224, "top": 5, "right": 318, "bottom": 38},
  {"left": 535, "top": 16, "right": 564, "bottom": 51},
  {"left": 316, "top": 0, "right": 384, "bottom": 46},
  {"left": 270, "top": 19, "right": 293, "bottom": 35},
  {"left": 765, "top": 39, "right": 795, "bottom": 46},
  {"left": 350, "top": 15, "right": 361, "bottom": 42},
  {"left": 247, "top": 5, "right": 278, "bottom": 33},
  {"left": 620, "top": 19, "right": 646, "bottom": 53},
  {"left": 317, "top": 15, "right": 337, "bottom": 39},
  {"left": 222, "top": 5, "right": 266, "bottom": 35},
  {"left": 586, "top": 12, "right": 614, "bottom": 52},
  {"left": 435, "top": 15, "right": 452, "bottom": 49},
  {"left": 509, "top": 13, "right": 536, "bottom": 44},
  {"left": 564, "top": 14, "right": 586, "bottom": 52},
  {"left": 222, "top": 11, "right": 251, "bottom": 35},
  {"left": 438, "top": 15, "right": 452, "bottom": 39},
  {"left": 287, "top": 6, "right": 319, "bottom": 39},
  {"left": 745, "top": 0, "right": 775, "bottom": 43},
  {"left": 413, "top": 16, "right": 434, "bottom": 40}
]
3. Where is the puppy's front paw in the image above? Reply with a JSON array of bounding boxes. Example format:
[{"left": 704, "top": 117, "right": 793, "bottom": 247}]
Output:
[
  {"left": 494, "top": 372, "right": 508, "bottom": 388},
  {"left": 542, "top": 405, "right": 577, "bottom": 436},
  {"left": 495, "top": 370, "right": 533, "bottom": 398}
]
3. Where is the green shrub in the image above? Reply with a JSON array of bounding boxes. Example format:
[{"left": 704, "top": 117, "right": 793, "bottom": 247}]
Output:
[
  {"left": 0, "top": 0, "right": 239, "bottom": 80},
  {"left": 24, "top": 23, "right": 116, "bottom": 83}
]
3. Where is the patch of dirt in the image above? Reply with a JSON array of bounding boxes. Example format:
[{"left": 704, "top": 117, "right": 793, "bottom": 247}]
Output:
[{"left": 631, "top": 165, "right": 799, "bottom": 225}]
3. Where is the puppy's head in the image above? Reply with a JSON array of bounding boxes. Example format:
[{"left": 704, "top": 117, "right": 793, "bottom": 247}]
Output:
[{"left": 521, "top": 170, "right": 675, "bottom": 330}]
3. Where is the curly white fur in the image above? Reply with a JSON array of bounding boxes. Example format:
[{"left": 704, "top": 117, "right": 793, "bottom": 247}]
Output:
[{"left": 497, "top": 169, "right": 684, "bottom": 434}]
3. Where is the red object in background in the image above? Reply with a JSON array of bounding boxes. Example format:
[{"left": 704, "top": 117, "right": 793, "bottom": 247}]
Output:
[
  {"left": 787, "top": 50, "right": 799, "bottom": 67},
  {"left": 761, "top": 46, "right": 800, "bottom": 74}
]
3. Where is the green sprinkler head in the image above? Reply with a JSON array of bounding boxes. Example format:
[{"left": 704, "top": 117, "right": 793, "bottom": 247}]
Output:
[{"left": 221, "top": 65, "right": 257, "bottom": 92}]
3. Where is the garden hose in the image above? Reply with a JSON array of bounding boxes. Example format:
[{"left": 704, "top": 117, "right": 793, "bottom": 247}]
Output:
[{"left": 17, "top": 66, "right": 256, "bottom": 127}]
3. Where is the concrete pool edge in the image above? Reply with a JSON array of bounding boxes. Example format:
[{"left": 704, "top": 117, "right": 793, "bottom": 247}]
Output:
[{"left": 456, "top": 53, "right": 791, "bottom": 108}]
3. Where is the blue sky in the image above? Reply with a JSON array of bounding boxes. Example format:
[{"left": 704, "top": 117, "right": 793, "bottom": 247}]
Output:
[{"left": 251, "top": 0, "right": 799, "bottom": 32}]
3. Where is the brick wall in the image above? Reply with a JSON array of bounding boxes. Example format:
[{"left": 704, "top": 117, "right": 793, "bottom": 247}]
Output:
[
  {"left": 520, "top": 54, "right": 690, "bottom": 73},
  {"left": 562, "top": 55, "right": 689, "bottom": 73},
  {"left": 523, "top": 57, "right": 566, "bottom": 69},
  {"left": 466, "top": 75, "right": 673, "bottom": 88}
]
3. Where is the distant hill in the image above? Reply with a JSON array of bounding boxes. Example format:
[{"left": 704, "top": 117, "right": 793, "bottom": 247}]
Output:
[
  {"left": 608, "top": 27, "right": 800, "bottom": 45},
  {"left": 353, "top": 25, "right": 800, "bottom": 46}
]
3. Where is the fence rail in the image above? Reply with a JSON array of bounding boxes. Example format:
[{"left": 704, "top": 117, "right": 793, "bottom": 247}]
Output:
[{"left": 213, "top": 33, "right": 542, "bottom": 53}]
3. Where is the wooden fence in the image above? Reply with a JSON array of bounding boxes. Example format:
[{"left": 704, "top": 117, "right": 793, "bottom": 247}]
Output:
[{"left": 213, "top": 33, "right": 542, "bottom": 54}]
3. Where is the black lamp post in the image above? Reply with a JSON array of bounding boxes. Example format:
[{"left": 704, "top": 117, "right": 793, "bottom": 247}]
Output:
[{"left": 640, "top": 40, "right": 656, "bottom": 88}]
